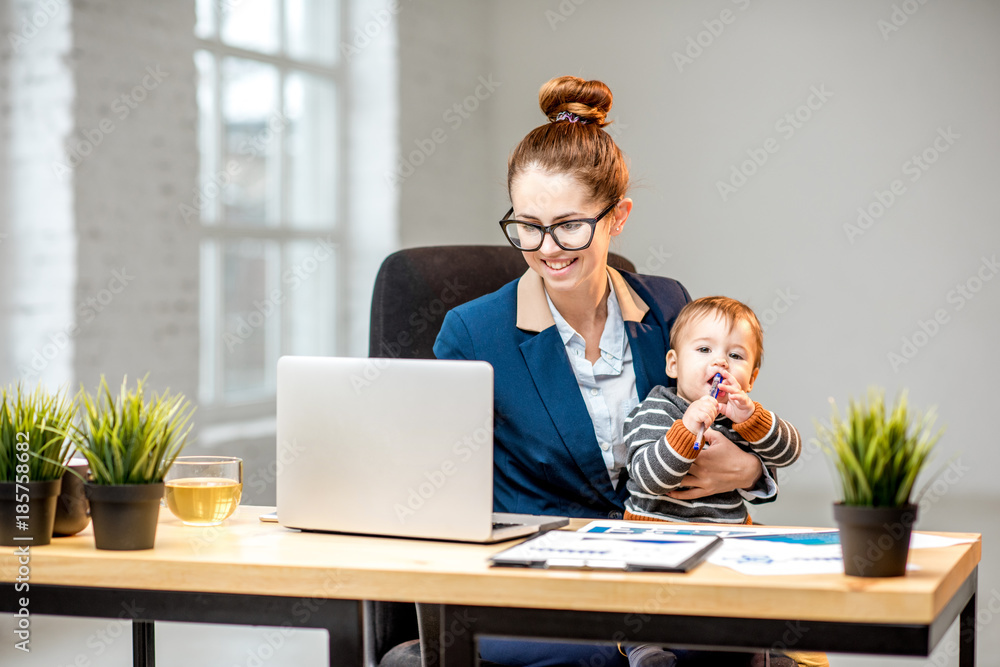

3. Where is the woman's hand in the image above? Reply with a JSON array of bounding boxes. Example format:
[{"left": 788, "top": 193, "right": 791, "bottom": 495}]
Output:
[{"left": 667, "top": 429, "right": 763, "bottom": 500}]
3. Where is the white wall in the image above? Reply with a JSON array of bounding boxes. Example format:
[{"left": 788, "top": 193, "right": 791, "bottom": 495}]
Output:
[
  {"left": 396, "top": 1, "right": 496, "bottom": 247},
  {"left": 70, "top": 1, "right": 200, "bottom": 399}
]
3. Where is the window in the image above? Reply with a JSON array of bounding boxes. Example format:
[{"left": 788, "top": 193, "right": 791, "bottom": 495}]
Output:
[{"left": 195, "top": 0, "right": 343, "bottom": 420}]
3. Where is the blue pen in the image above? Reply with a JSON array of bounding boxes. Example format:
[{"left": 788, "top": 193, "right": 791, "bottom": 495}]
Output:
[{"left": 693, "top": 373, "right": 723, "bottom": 451}]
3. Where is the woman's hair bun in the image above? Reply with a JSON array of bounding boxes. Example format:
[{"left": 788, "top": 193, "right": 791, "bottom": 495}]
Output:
[{"left": 539, "top": 75, "right": 613, "bottom": 128}]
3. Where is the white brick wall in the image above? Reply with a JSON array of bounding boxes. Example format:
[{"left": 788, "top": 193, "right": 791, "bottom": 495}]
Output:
[
  {"left": 70, "top": 0, "right": 199, "bottom": 399},
  {"left": 1, "top": 0, "right": 76, "bottom": 389},
  {"left": 0, "top": 0, "right": 200, "bottom": 399}
]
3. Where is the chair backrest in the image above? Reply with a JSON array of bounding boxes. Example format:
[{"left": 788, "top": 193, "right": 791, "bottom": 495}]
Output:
[{"left": 368, "top": 245, "right": 636, "bottom": 359}]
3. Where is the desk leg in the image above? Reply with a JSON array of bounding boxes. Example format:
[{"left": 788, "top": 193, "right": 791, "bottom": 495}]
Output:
[
  {"left": 960, "top": 591, "right": 976, "bottom": 667},
  {"left": 439, "top": 605, "right": 477, "bottom": 667},
  {"left": 133, "top": 620, "right": 155, "bottom": 667},
  {"left": 327, "top": 600, "right": 364, "bottom": 667}
]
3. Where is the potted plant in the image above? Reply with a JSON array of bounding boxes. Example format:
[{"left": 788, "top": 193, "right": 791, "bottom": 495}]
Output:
[
  {"left": 68, "top": 375, "right": 195, "bottom": 550},
  {"left": 816, "top": 388, "right": 943, "bottom": 577},
  {"left": 0, "top": 384, "right": 76, "bottom": 546}
]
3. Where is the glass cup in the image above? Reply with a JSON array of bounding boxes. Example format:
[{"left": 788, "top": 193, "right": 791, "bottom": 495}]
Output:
[{"left": 164, "top": 456, "right": 243, "bottom": 526}]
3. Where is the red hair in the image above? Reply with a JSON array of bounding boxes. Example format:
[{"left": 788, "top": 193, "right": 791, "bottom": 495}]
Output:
[{"left": 507, "top": 76, "right": 630, "bottom": 207}]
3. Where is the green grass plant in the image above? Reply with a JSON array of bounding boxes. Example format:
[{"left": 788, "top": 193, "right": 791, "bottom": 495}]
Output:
[
  {"left": 816, "top": 389, "right": 942, "bottom": 507},
  {"left": 69, "top": 376, "right": 195, "bottom": 485},
  {"left": 0, "top": 384, "right": 76, "bottom": 482}
]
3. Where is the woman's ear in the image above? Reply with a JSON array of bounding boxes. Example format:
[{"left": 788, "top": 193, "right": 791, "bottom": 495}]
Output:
[
  {"left": 665, "top": 349, "right": 679, "bottom": 379},
  {"left": 609, "top": 198, "right": 633, "bottom": 236}
]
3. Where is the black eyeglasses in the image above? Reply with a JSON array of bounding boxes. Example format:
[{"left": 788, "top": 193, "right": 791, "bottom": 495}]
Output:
[{"left": 498, "top": 199, "right": 620, "bottom": 252}]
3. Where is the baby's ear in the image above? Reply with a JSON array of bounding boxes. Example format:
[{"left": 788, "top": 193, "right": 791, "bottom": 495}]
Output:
[
  {"left": 665, "top": 350, "right": 679, "bottom": 379},
  {"left": 745, "top": 367, "right": 759, "bottom": 392}
]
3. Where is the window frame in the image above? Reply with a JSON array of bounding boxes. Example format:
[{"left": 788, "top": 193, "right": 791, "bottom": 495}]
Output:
[{"left": 195, "top": 1, "right": 348, "bottom": 430}]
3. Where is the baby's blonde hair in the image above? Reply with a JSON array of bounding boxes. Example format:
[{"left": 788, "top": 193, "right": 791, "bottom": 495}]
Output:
[{"left": 669, "top": 296, "right": 764, "bottom": 370}]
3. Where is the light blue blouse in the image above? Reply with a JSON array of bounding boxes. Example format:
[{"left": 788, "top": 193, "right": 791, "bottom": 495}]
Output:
[{"left": 546, "top": 278, "right": 638, "bottom": 488}]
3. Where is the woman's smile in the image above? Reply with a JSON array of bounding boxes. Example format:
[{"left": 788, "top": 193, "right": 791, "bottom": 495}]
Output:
[{"left": 540, "top": 257, "right": 577, "bottom": 273}]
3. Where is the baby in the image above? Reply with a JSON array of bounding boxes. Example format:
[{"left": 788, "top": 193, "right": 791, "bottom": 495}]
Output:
[
  {"left": 620, "top": 296, "right": 804, "bottom": 667},
  {"left": 623, "top": 295, "right": 801, "bottom": 525}
]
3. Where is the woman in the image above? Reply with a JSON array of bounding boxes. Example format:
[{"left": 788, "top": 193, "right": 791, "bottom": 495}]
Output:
[{"left": 434, "top": 76, "right": 780, "bottom": 667}]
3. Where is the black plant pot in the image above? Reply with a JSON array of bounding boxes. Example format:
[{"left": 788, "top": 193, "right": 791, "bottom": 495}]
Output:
[
  {"left": 0, "top": 478, "right": 63, "bottom": 547},
  {"left": 84, "top": 482, "right": 164, "bottom": 550},
  {"left": 53, "top": 461, "right": 91, "bottom": 537},
  {"left": 834, "top": 503, "right": 917, "bottom": 577}
]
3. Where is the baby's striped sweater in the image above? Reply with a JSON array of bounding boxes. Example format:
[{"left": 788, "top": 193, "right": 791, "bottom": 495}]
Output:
[{"left": 624, "top": 386, "right": 801, "bottom": 523}]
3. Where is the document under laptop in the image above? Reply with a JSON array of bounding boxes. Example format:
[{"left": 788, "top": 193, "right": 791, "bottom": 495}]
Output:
[{"left": 275, "top": 356, "right": 567, "bottom": 543}]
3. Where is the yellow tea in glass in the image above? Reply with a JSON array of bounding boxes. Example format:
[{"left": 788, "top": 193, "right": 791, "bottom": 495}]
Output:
[{"left": 165, "top": 456, "right": 243, "bottom": 526}]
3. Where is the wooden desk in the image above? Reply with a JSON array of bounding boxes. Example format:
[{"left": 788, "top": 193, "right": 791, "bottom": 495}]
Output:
[{"left": 0, "top": 507, "right": 982, "bottom": 666}]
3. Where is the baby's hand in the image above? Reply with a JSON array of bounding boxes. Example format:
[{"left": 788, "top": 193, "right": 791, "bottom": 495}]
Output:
[
  {"left": 716, "top": 370, "right": 754, "bottom": 423},
  {"left": 682, "top": 395, "right": 719, "bottom": 436}
]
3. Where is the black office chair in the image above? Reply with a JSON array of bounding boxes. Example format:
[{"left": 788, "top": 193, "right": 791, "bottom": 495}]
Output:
[{"left": 366, "top": 245, "right": 636, "bottom": 667}]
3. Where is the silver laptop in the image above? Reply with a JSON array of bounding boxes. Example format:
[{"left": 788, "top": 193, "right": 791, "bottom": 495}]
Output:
[{"left": 275, "top": 356, "right": 567, "bottom": 542}]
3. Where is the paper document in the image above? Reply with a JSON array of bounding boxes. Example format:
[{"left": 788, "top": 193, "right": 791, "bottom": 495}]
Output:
[
  {"left": 573, "top": 521, "right": 973, "bottom": 576},
  {"left": 489, "top": 527, "right": 721, "bottom": 572},
  {"left": 577, "top": 521, "right": 832, "bottom": 539}
]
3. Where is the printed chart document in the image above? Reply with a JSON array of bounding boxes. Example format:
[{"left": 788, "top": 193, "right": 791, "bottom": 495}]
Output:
[
  {"left": 569, "top": 521, "right": 978, "bottom": 576},
  {"left": 489, "top": 524, "right": 721, "bottom": 572},
  {"left": 575, "top": 521, "right": 844, "bottom": 575}
]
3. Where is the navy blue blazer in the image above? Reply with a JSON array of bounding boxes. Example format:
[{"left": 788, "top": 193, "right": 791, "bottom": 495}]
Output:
[{"left": 433, "top": 268, "right": 691, "bottom": 519}]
